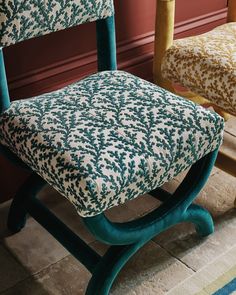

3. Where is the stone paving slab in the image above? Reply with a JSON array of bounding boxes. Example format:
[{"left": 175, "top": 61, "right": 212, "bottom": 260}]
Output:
[
  {"left": 0, "top": 245, "right": 28, "bottom": 293},
  {"left": 1, "top": 255, "right": 90, "bottom": 295},
  {"left": 0, "top": 241, "right": 193, "bottom": 295},
  {"left": 224, "top": 117, "right": 236, "bottom": 135},
  {"left": 166, "top": 245, "right": 236, "bottom": 295},
  {"left": 110, "top": 241, "right": 193, "bottom": 295},
  {"left": 153, "top": 208, "right": 236, "bottom": 271}
]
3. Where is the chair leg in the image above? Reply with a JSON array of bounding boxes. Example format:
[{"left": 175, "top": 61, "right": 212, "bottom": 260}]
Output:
[
  {"left": 85, "top": 203, "right": 213, "bottom": 295},
  {"left": 83, "top": 151, "right": 218, "bottom": 294},
  {"left": 84, "top": 206, "right": 213, "bottom": 295},
  {"left": 85, "top": 243, "right": 143, "bottom": 295},
  {"left": 183, "top": 204, "right": 214, "bottom": 236},
  {"left": 6, "top": 150, "right": 218, "bottom": 294}
]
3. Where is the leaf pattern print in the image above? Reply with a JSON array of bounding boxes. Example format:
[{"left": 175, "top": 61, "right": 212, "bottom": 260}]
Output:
[
  {"left": 162, "top": 22, "right": 236, "bottom": 116},
  {"left": 0, "top": 71, "right": 224, "bottom": 217},
  {"left": 0, "top": 0, "right": 114, "bottom": 47}
]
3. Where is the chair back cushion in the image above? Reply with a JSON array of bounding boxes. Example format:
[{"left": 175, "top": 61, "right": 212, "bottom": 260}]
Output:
[{"left": 0, "top": 0, "right": 114, "bottom": 47}]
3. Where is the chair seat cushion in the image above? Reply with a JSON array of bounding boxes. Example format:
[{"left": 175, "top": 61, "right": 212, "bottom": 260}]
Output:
[
  {"left": 162, "top": 23, "right": 236, "bottom": 115},
  {"left": 0, "top": 71, "right": 224, "bottom": 217}
]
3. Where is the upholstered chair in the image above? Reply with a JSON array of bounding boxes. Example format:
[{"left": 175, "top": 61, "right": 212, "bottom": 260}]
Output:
[
  {"left": 0, "top": 1, "right": 224, "bottom": 294},
  {"left": 153, "top": 0, "right": 236, "bottom": 204}
]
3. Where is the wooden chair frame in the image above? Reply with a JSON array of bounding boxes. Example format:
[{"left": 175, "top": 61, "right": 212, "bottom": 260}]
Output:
[
  {"left": 153, "top": 0, "right": 236, "bottom": 183},
  {"left": 0, "top": 9, "right": 220, "bottom": 295}
]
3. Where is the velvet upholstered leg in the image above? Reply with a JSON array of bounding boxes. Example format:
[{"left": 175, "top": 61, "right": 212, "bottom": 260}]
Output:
[
  {"left": 0, "top": 49, "right": 10, "bottom": 113},
  {"left": 7, "top": 149, "right": 218, "bottom": 294},
  {"left": 96, "top": 16, "right": 117, "bottom": 71}
]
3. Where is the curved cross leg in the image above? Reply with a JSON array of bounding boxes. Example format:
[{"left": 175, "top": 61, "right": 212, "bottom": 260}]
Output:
[
  {"left": 183, "top": 204, "right": 214, "bottom": 236},
  {"left": 6, "top": 150, "right": 217, "bottom": 295},
  {"left": 83, "top": 150, "right": 218, "bottom": 294},
  {"left": 7, "top": 174, "right": 47, "bottom": 233},
  {"left": 86, "top": 243, "right": 144, "bottom": 295}
]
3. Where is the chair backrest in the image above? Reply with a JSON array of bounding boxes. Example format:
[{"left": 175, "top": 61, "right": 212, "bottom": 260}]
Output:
[
  {"left": 0, "top": 0, "right": 117, "bottom": 113},
  {"left": 0, "top": 0, "right": 114, "bottom": 48}
]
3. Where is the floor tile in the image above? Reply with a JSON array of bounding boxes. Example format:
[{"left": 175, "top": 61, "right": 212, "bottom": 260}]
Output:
[
  {"left": 75, "top": 240, "right": 193, "bottom": 295},
  {"left": 162, "top": 179, "right": 180, "bottom": 194},
  {"left": 153, "top": 167, "right": 236, "bottom": 273},
  {"left": 224, "top": 116, "right": 236, "bottom": 136},
  {"left": 39, "top": 186, "right": 96, "bottom": 244},
  {"left": 3, "top": 217, "right": 69, "bottom": 275},
  {"left": 167, "top": 245, "right": 236, "bottom": 295},
  {"left": 195, "top": 170, "right": 236, "bottom": 217},
  {"left": 220, "top": 132, "right": 236, "bottom": 160},
  {"left": 105, "top": 200, "right": 142, "bottom": 222},
  {"left": 110, "top": 241, "right": 193, "bottom": 294},
  {"left": 1, "top": 255, "right": 90, "bottom": 295},
  {"left": 153, "top": 208, "right": 236, "bottom": 272},
  {"left": 124, "top": 194, "right": 161, "bottom": 217},
  {"left": 0, "top": 187, "right": 96, "bottom": 276},
  {"left": 0, "top": 245, "right": 28, "bottom": 293},
  {"left": 0, "top": 200, "right": 11, "bottom": 240}
]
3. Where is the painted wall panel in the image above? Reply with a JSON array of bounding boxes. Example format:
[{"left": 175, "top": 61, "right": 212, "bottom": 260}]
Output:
[{"left": 176, "top": 0, "right": 227, "bottom": 22}]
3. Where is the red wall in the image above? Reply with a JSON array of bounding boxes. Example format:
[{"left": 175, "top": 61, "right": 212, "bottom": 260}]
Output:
[{"left": 0, "top": 0, "right": 228, "bottom": 202}]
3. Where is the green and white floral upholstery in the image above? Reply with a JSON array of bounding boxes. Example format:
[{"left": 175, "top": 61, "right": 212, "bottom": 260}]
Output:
[
  {"left": 1, "top": 1, "right": 226, "bottom": 292},
  {"left": 0, "top": 71, "right": 224, "bottom": 217},
  {"left": 0, "top": 0, "right": 114, "bottom": 47}
]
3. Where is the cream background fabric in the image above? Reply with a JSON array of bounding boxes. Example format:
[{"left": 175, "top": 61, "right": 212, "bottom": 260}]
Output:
[{"left": 162, "top": 23, "right": 236, "bottom": 115}]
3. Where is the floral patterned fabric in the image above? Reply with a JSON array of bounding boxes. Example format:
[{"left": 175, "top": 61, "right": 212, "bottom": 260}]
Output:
[
  {"left": 0, "top": 71, "right": 224, "bottom": 217},
  {"left": 0, "top": 0, "right": 114, "bottom": 47},
  {"left": 162, "top": 23, "right": 236, "bottom": 116}
]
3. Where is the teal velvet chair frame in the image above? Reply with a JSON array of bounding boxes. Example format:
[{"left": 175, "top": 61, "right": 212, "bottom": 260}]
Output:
[{"left": 0, "top": 13, "right": 218, "bottom": 295}]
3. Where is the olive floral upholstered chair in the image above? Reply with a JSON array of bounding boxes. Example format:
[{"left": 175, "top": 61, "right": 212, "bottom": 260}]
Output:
[
  {"left": 153, "top": 0, "right": 236, "bottom": 206},
  {"left": 0, "top": 1, "right": 224, "bottom": 294}
]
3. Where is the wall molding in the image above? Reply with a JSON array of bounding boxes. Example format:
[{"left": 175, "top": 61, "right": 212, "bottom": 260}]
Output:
[
  {"left": 175, "top": 8, "right": 227, "bottom": 37},
  {"left": 8, "top": 8, "right": 227, "bottom": 99}
]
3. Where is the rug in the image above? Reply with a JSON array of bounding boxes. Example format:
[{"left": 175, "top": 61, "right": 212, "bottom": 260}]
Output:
[
  {"left": 197, "top": 265, "right": 236, "bottom": 295},
  {"left": 166, "top": 245, "right": 236, "bottom": 295}
]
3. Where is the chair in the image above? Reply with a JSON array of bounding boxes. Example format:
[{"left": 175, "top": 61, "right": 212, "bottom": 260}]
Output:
[
  {"left": 153, "top": 0, "right": 236, "bottom": 183},
  {"left": 0, "top": 1, "right": 224, "bottom": 294}
]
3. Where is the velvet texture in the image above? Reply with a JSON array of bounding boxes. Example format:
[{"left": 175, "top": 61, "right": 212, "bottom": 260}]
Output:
[
  {"left": 96, "top": 16, "right": 117, "bottom": 71},
  {"left": 0, "top": 49, "right": 10, "bottom": 114},
  {"left": 153, "top": 0, "right": 175, "bottom": 90}
]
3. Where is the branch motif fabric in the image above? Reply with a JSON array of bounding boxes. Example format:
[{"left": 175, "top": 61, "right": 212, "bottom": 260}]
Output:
[
  {"left": 162, "top": 23, "right": 236, "bottom": 116},
  {"left": 0, "top": 0, "right": 114, "bottom": 47},
  {"left": 0, "top": 71, "right": 224, "bottom": 217}
]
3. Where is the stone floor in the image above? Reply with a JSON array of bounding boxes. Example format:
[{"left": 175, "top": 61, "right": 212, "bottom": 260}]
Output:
[{"left": 0, "top": 118, "right": 236, "bottom": 295}]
